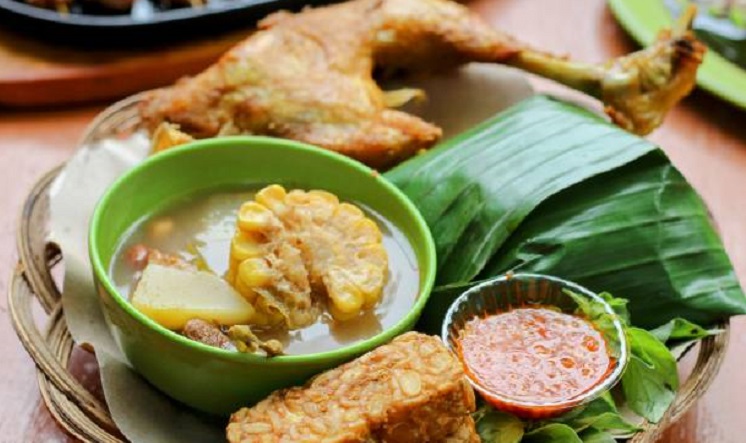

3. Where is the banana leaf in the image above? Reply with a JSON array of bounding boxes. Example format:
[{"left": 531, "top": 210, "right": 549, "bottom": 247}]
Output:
[
  {"left": 481, "top": 152, "right": 744, "bottom": 328},
  {"left": 387, "top": 95, "right": 746, "bottom": 330},
  {"left": 386, "top": 96, "right": 655, "bottom": 284}
]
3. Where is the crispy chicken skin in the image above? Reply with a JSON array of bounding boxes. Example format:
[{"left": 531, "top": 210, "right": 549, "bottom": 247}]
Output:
[{"left": 141, "top": 0, "right": 704, "bottom": 169}]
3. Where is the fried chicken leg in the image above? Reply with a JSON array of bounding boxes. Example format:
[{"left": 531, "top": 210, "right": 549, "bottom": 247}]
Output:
[{"left": 140, "top": 0, "right": 704, "bottom": 169}]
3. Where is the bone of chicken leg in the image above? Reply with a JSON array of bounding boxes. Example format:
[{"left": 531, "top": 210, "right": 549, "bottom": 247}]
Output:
[
  {"left": 505, "top": 5, "right": 704, "bottom": 135},
  {"left": 140, "top": 0, "right": 703, "bottom": 169}
]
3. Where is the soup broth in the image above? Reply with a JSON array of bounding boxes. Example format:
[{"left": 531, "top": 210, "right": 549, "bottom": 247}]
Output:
[{"left": 110, "top": 187, "right": 420, "bottom": 355}]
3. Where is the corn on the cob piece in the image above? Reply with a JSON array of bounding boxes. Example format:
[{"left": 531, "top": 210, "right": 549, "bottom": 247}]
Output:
[
  {"left": 226, "top": 332, "right": 476, "bottom": 443},
  {"left": 227, "top": 184, "right": 388, "bottom": 327},
  {"left": 225, "top": 197, "right": 317, "bottom": 329}
]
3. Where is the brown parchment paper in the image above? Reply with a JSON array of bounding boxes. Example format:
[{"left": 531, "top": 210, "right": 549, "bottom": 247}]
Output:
[{"left": 48, "top": 64, "right": 534, "bottom": 443}]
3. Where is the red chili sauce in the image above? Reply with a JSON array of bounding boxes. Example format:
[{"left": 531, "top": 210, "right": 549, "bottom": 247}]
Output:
[{"left": 457, "top": 307, "right": 613, "bottom": 416}]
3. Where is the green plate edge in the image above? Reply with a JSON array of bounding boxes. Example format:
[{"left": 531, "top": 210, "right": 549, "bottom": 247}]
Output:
[{"left": 608, "top": 0, "right": 746, "bottom": 109}]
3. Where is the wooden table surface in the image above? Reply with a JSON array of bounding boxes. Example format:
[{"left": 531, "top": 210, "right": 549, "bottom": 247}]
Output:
[{"left": 2, "top": 0, "right": 746, "bottom": 441}]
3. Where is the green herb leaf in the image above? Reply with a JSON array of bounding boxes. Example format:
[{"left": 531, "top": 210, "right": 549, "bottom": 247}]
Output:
[
  {"left": 572, "top": 412, "right": 640, "bottom": 434},
  {"left": 621, "top": 328, "right": 679, "bottom": 423},
  {"left": 555, "top": 393, "right": 617, "bottom": 423},
  {"left": 474, "top": 408, "right": 525, "bottom": 443},
  {"left": 649, "top": 318, "right": 721, "bottom": 344},
  {"left": 563, "top": 289, "right": 593, "bottom": 318},
  {"left": 599, "top": 293, "right": 630, "bottom": 326},
  {"left": 562, "top": 290, "right": 625, "bottom": 359},
  {"left": 523, "top": 423, "right": 582, "bottom": 443},
  {"left": 578, "top": 428, "right": 616, "bottom": 443},
  {"left": 551, "top": 393, "right": 639, "bottom": 434}
]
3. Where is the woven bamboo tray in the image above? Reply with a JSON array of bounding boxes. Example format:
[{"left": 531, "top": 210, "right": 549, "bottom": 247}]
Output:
[{"left": 8, "top": 95, "right": 731, "bottom": 442}]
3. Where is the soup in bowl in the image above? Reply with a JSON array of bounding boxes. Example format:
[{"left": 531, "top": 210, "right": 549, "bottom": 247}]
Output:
[{"left": 89, "top": 136, "right": 436, "bottom": 415}]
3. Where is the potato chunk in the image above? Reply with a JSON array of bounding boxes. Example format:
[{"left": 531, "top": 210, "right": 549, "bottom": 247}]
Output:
[
  {"left": 132, "top": 264, "right": 255, "bottom": 330},
  {"left": 227, "top": 185, "right": 389, "bottom": 326}
]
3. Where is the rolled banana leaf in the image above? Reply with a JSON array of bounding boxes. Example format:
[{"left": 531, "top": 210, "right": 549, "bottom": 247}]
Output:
[{"left": 388, "top": 95, "right": 746, "bottom": 330}]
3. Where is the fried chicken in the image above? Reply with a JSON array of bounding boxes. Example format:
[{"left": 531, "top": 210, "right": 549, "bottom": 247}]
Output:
[{"left": 140, "top": 0, "right": 704, "bottom": 169}]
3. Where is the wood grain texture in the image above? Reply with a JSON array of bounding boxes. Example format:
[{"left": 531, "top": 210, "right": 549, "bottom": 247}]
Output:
[
  {"left": 1, "top": 0, "right": 746, "bottom": 441},
  {"left": 0, "top": 29, "right": 244, "bottom": 107}
]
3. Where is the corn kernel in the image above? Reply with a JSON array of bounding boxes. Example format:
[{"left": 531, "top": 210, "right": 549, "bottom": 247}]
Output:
[
  {"left": 231, "top": 233, "right": 265, "bottom": 261},
  {"left": 308, "top": 190, "right": 339, "bottom": 206},
  {"left": 238, "top": 258, "right": 273, "bottom": 288},
  {"left": 255, "top": 185, "right": 288, "bottom": 213},
  {"left": 238, "top": 202, "right": 276, "bottom": 232},
  {"left": 328, "top": 303, "right": 360, "bottom": 322},
  {"left": 341, "top": 262, "right": 385, "bottom": 308},
  {"left": 234, "top": 277, "right": 258, "bottom": 303},
  {"left": 326, "top": 268, "right": 364, "bottom": 318},
  {"left": 350, "top": 218, "right": 383, "bottom": 244},
  {"left": 361, "top": 277, "right": 385, "bottom": 308},
  {"left": 286, "top": 190, "right": 312, "bottom": 206},
  {"left": 355, "top": 244, "right": 388, "bottom": 268},
  {"left": 335, "top": 203, "right": 364, "bottom": 222},
  {"left": 306, "top": 190, "right": 339, "bottom": 220}
]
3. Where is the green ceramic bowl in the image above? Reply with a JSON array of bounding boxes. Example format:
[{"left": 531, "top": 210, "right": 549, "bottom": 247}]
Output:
[{"left": 89, "top": 136, "right": 437, "bottom": 415}]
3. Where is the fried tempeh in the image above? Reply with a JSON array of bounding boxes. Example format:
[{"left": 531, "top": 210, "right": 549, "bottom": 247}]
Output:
[
  {"left": 444, "top": 416, "right": 480, "bottom": 443},
  {"left": 226, "top": 332, "right": 476, "bottom": 442}
]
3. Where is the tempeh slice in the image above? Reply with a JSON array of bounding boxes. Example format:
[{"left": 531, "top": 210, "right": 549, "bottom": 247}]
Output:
[
  {"left": 226, "top": 332, "right": 476, "bottom": 442},
  {"left": 444, "top": 416, "right": 480, "bottom": 443}
]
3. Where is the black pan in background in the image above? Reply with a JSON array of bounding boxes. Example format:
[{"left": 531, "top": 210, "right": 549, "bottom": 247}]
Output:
[{"left": 0, "top": 0, "right": 338, "bottom": 47}]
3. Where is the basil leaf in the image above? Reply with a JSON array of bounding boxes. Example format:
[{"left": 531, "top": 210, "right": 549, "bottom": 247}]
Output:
[
  {"left": 572, "top": 412, "right": 640, "bottom": 434},
  {"left": 598, "top": 293, "right": 630, "bottom": 326},
  {"left": 621, "top": 328, "right": 679, "bottom": 423},
  {"left": 563, "top": 290, "right": 624, "bottom": 358},
  {"left": 523, "top": 424, "right": 582, "bottom": 443},
  {"left": 475, "top": 408, "right": 525, "bottom": 443},
  {"left": 578, "top": 428, "right": 616, "bottom": 443},
  {"left": 551, "top": 393, "right": 639, "bottom": 434},
  {"left": 649, "top": 318, "right": 721, "bottom": 344}
]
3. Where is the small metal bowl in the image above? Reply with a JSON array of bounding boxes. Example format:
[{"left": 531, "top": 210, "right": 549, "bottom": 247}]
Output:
[{"left": 442, "top": 273, "right": 629, "bottom": 419}]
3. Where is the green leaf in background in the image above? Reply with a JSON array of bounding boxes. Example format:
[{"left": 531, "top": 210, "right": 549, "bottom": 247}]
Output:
[
  {"left": 523, "top": 424, "right": 582, "bottom": 443},
  {"left": 571, "top": 412, "right": 640, "bottom": 435},
  {"left": 386, "top": 96, "right": 656, "bottom": 285},
  {"left": 475, "top": 407, "right": 525, "bottom": 443},
  {"left": 578, "top": 428, "right": 616, "bottom": 443},
  {"left": 553, "top": 393, "right": 616, "bottom": 423},
  {"left": 479, "top": 151, "right": 745, "bottom": 328},
  {"left": 551, "top": 393, "right": 640, "bottom": 434},
  {"left": 649, "top": 317, "right": 721, "bottom": 343},
  {"left": 622, "top": 328, "right": 679, "bottom": 423}
]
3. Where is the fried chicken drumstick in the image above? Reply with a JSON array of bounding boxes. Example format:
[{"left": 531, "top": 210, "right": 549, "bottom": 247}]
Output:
[{"left": 140, "top": 0, "right": 704, "bottom": 169}]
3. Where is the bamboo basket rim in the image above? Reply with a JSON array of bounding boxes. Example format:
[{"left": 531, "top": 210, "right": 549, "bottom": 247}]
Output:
[{"left": 7, "top": 94, "right": 732, "bottom": 443}]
